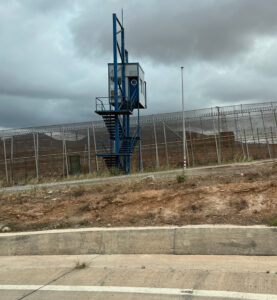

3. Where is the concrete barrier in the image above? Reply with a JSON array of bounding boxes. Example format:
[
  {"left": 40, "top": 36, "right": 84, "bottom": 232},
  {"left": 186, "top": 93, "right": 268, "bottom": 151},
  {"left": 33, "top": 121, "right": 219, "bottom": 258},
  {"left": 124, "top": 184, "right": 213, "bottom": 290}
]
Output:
[{"left": 0, "top": 225, "right": 276, "bottom": 256}]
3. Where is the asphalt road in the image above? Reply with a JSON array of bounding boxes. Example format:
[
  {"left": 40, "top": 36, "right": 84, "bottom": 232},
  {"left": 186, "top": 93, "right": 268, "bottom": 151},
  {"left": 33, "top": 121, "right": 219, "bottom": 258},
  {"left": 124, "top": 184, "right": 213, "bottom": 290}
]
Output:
[
  {"left": 0, "top": 254, "right": 277, "bottom": 299},
  {"left": 1, "top": 158, "right": 277, "bottom": 194}
]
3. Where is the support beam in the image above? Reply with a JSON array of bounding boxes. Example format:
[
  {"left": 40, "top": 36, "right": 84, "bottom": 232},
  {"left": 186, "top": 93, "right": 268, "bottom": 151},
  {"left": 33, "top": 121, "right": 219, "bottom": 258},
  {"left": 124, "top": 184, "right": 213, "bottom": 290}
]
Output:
[{"left": 112, "top": 13, "right": 120, "bottom": 169}]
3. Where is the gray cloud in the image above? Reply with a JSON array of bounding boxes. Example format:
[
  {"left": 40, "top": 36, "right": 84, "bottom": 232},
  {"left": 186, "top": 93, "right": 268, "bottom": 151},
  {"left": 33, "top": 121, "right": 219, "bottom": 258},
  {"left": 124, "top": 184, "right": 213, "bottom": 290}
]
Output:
[
  {"left": 204, "top": 71, "right": 277, "bottom": 103},
  {"left": 1, "top": 0, "right": 277, "bottom": 129},
  {"left": 0, "top": 94, "right": 97, "bottom": 128},
  {"left": 71, "top": 0, "right": 277, "bottom": 64},
  {"left": 0, "top": 0, "right": 106, "bottom": 127}
]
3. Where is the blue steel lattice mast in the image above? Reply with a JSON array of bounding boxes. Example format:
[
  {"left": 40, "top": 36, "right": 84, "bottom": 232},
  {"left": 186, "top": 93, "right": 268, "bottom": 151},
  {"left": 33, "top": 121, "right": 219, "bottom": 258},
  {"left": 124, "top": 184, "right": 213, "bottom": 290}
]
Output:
[{"left": 95, "top": 13, "right": 147, "bottom": 173}]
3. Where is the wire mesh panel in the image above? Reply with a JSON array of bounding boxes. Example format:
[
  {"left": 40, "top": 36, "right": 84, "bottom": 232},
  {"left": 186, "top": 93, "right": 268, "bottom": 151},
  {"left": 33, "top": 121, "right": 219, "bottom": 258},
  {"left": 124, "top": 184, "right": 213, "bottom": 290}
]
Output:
[{"left": 2, "top": 100, "right": 277, "bottom": 183}]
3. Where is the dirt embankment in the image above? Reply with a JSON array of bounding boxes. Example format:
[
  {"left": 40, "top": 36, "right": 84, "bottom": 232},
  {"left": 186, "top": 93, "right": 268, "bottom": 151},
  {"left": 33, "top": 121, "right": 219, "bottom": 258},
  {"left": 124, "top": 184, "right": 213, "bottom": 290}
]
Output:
[{"left": 1, "top": 162, "right": 277, "bottom": 231}]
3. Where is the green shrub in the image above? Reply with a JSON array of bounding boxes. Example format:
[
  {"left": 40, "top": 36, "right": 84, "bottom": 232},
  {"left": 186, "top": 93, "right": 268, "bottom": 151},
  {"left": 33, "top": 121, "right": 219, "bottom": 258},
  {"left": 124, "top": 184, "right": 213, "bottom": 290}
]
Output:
[
  {"left": 75, "top": 262, "right": 87, "bottom": 269},
  {"left": 264, "top": 216, "right": 277, "bottom": 226},
  {"left": 176, "top": 174, "right": 186, "bottom": 183}
]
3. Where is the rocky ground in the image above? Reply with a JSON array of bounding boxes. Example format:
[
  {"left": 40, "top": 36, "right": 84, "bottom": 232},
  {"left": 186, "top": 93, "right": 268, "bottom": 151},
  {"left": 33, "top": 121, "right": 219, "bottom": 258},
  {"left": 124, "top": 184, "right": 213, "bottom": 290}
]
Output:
[{"left": 1, "top": 161, "right": 277, "bottom": 232}]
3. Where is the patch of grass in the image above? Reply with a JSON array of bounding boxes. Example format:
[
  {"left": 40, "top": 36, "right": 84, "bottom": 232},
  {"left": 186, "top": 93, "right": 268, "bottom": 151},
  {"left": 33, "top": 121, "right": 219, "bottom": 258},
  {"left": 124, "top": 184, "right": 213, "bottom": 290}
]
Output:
[
  {"left": 263, "top": 216, "right": 277, "bottom": 226},
  {"left": 176, "top": 174, "right": 186, "bottom": 183},
  {"left": 75, "top": 262, "right": 87, "bottom": 270}
]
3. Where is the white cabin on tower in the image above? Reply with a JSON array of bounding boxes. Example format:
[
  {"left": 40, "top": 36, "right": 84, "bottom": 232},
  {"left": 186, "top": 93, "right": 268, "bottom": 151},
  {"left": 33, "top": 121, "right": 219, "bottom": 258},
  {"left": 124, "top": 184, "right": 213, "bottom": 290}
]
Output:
[{"left": 108, "top": 62, "right": 147, "bottom": 109}]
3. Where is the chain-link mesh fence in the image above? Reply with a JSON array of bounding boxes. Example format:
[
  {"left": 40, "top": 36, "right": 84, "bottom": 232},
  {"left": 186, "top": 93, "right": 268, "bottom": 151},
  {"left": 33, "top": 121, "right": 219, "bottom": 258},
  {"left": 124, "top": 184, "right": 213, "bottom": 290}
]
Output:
[{"left": 1, "top": 100, "right": 277, "bottom": 184}]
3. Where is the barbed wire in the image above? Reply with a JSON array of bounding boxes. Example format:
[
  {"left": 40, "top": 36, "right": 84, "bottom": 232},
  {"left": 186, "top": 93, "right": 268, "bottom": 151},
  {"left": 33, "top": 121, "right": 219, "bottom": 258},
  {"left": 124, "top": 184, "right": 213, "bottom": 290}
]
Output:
[{"left": 1, "top": 100, "right": 277, "bottom": 137}]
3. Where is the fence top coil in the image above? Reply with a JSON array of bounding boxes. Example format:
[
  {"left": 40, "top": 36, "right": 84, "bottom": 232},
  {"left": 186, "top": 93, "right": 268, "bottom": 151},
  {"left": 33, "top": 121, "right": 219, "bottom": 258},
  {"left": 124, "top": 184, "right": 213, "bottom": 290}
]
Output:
[{"left": 1, "top": 100, "right": 277, "bottom": 138}]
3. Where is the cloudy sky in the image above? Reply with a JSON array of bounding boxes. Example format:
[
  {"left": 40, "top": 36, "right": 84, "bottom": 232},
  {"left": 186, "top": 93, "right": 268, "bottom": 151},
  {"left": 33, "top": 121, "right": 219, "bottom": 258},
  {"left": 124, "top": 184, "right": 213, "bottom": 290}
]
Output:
[{"left": 1, "top": 0, "right": 277, "bottom": 128}]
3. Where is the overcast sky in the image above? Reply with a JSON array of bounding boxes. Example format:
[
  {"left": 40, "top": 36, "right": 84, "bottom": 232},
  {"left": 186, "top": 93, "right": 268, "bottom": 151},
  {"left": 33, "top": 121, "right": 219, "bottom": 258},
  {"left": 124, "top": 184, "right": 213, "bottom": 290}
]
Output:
[{"left": 1, "top": 0, "right": 277, "bottom": 128}]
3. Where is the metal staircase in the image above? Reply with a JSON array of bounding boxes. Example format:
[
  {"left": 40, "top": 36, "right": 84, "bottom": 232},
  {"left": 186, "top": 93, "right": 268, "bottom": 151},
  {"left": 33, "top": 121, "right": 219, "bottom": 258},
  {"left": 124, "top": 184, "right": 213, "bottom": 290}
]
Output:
[
  {"left": 102, "top": 154, "right": 120, "bottom": 171},
  {"left": 94, "top": 13, "right": 145, "bottom": 174},
  {"left": 102, "top": 114, "right": 123, "bottom": 140},
  {"left": 119, "top": 128, "right": 140, "bottom": 155},
  {"left": 95, "top": 96, "right": 140, "bottom": 172}
]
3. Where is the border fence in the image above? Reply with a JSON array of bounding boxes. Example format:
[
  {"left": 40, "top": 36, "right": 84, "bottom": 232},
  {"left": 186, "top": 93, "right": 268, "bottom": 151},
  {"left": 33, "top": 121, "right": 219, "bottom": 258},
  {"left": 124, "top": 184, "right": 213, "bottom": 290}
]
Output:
[{"left": 1, "top": 100, "right": 277, "bottom": 184}]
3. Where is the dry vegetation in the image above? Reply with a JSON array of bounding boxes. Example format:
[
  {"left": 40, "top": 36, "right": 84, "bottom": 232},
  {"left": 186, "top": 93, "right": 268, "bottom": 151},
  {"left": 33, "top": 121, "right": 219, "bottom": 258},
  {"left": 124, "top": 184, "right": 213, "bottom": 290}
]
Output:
[{"left": 1, "top": 161, "right": 277, "bottom": 232}]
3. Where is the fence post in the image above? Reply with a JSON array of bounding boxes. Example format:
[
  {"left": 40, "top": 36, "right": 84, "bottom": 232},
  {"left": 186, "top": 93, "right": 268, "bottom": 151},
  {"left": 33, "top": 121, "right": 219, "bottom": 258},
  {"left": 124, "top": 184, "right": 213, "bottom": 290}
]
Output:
[
  {"left": 62, "top": 131, "right": 66, "bottom": 177},
  {"left": 33, "top": 133, "right": 39, "bottom": 181},
  {"left": 199, "top": 116, "right": 206, "bottom": 162},
  {"left": 153, "top": 116, "right": 159, "bottom": 168},
  {"left": 62, "top": 136, "right": 65, "bottom": 178},
  {"left": 234, "top": 111, "right": 245, "bottom": 158},
  {"left": 261, "top": 110, "right": 272, "bottom": 159},
  {"left": 92, "top": 123, "right": 99, "bottom": 172},
  {"left": 257, "top": 128, "right": 261, "bottom": 146},
  {"left": 270, "top": 127, "right": 275, "bottom": 158},
  {"left": 163, "top": 121, "right": 169, "bottom": 167},
  {"left": 248, "top": 112, "right": 255, "bottom": 144},
  {"left": 37, "top": 133, "right": 39, "bottom": 180},
  {"left": 188, "top": 120, "right": 195, "bottom": 166},
  {"left": 273, "top": 109, "right": 277, "bottom": 127},
  {"left": 10, "top": 137, "right": 14, "bottom": 183},
  {"left": 243, "top": 129, "right": 250, "bottom": 160},
  {"left": 272, "top": 110, "right": 277, "bottom": 158},
  {"left": 223, "top": 112, "right": 233, "bottom": 159},
  {"left": 62, "top": 131, "right": 69, "bottom": 177},
  {"left": 139, "top": 138, "right": 143, "bottom": 171},
  {"left": 216, "top": 106, "right": 222, "bottom": 163},
  {"left": 3, "top": 138, "right": 9, "bottom": 184},
  {"left": 87, "top": 127, "right": 91, "bottom": 173},
  {"left": 65, "top": 139, "right": 69, "bottom": 177},
  {"left": 185, "top": 119, "right": 190, "bottom": 167},
  {"left": 240, "top": 106, "right": 248, "bottom": 160},
  {"left": 211, "top": 108, "right": 220, "bottom": 164}
]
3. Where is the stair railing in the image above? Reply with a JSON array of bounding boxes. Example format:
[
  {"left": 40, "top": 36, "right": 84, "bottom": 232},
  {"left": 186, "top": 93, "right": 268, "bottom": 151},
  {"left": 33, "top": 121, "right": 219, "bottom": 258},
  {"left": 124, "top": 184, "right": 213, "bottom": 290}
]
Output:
[{"left": 96, "top": 96, "right": 130, "bottom": 112}]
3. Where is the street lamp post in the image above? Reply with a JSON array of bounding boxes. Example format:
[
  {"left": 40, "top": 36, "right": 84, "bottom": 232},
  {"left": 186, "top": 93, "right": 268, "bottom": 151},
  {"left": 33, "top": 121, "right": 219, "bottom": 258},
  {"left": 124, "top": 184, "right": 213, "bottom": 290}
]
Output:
[{"left": 181, "top": 66, "right": 187, "bottom": 172}]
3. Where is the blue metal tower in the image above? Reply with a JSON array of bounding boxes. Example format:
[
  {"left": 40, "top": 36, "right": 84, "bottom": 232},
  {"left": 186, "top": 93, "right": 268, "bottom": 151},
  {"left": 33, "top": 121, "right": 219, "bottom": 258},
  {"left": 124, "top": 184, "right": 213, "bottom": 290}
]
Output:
[{"left": 95, "top": 13, "right": 147, "bottom": 173}]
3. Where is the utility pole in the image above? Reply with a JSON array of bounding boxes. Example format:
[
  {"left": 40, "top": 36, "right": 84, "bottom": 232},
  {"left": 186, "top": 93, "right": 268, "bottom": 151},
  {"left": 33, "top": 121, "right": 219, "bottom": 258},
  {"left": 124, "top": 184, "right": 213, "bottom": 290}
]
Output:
[{"left": 181, "top": 67, "right": 187, "bottom": 171}]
